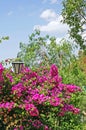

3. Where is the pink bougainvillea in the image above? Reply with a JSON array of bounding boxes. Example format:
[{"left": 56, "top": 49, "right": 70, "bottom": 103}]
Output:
[{"left": 0, "top": 63, "right": 81, "bottom": 130}]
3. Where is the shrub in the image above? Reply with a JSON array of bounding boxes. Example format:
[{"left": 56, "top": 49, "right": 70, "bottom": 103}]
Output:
[{"left": 0, "top": 63, "right": 82, "bottom": 130}]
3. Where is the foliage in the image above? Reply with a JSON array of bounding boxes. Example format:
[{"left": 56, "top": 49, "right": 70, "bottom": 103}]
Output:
[
  {"left": 62, "top": 0, "right": 86, "bottom": 49},
  {"left": 59, "top": 55, "right": 86, "bottom": 129},
  {"left": 77, "top": 51, "right": 86, "bottom": 74},
  {"left": 17, "top": 30, "right": 49, "bottom": 67},
  {"left": 59, "top": 60, "right": 86, "bottom": 87},
  {"left": 0, "top": 63, "right": 82, "bottom": 130},
  {"left": 0, "top": 36, "right": 9, "bottom": 43},
  {"left": 17, "top": 30, "right": 76, "bottom": 68}
]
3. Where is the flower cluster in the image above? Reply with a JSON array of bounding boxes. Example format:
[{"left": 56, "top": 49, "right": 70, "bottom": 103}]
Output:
[
  {"left": 0, "top": 102, "right": 15, "bottom": 110},
  {"left": 0, "top": 63, "right": 4, "bottom": 82},
  {"left": 0, "top": 63, "right": 81, "bottom": 130}
]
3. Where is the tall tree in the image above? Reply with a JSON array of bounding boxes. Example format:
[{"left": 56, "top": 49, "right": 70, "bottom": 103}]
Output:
[
  {"left": 17, "top": 30, "right": 76, "bottom": 68},
  {"left": 17, "top": 30, "right": 49, "bottom": 67},
  {"left": 62, "top": 0, "right": 86, "bottom": 49}
]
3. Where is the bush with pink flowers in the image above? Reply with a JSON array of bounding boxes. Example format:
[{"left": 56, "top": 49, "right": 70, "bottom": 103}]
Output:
[{"left": 0, "top": 63, "right": 82, "bottom": 129}]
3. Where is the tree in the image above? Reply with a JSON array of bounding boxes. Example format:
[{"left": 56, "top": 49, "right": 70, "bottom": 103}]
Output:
[
  {"left": 62, "top": 0, "right": 86, "bottom": 49},
  {"left": 47, "top": 38, "right": 76, "bottom": 69},
  {"left": 17, "top": 30, "right": 76, "bottom": 68},
  {"left": 17, "top": 30, "right": 49, "bottom": 67}
]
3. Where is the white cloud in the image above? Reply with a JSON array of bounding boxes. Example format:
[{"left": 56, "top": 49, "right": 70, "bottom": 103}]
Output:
[
  {"left": 7, "top": 11, "right": 13, "bottom": 16},
  {"left": 40, "top": 9, "right": 57, "bottom": 21},
  {"left": 34, "top": 14, "right": 69, "bottom": 37},
  {"left": 50, "top": 0, "right": 58, "bottom": 4},
  {"left": 42, "top": 0, "right": 58, "bottom": 4}
]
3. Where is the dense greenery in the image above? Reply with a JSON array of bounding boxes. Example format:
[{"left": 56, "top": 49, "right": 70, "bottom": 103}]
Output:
[
  {"left": 62, "top": 0, "right": 86, "bottom": 49},
  {"left": 17, "top": 30, "right": 77, "bottom": 68}
]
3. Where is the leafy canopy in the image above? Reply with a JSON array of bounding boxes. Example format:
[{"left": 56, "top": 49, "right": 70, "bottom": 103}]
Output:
[
  {"left": 17, "top": 30, "right": 76, "bottom": 68},
  {"left": 62, "top": 0, "right": 86, "bottom": 49}
]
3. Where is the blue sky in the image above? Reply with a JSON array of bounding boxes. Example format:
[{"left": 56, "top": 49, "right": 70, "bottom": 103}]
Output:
[{"left": 0, "top": 0, "right": 69, "bottom": 61}]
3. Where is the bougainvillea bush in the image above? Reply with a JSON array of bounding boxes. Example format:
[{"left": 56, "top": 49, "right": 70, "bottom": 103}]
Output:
[{"left": 0, "top": 63, "right": 82, "bottom": 130}]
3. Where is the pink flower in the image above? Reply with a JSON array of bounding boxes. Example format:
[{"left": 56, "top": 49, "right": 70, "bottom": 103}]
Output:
[
  {"left": 32, "top": 120, "right": 43, "bottom": 128},
  {"left": 11, "top": 82, "right": 25, "bottom": 97},
  {"left": 25, "top": 103, "right": 34, "bottom": 111},
  {"left": 53, "top": 75, "right": 62, "bottom": 83},
  {"left": 29, "top": 107, "right": 39, "bottom": 117},
  {"left": 0, "top": 63, "right": 4, "bottom": 74},
  {"left": 21, "top": 66, "right": 30, "bottom": 73},
  {"left": 60, "top": 104, "right": 80, "bottom": 115},
  {"left": 50, "top": 64, "right": 58, "bottom": 77},
  {"left": 14, "top": 128, "right": 18, "bottom": 130},
  {"left": 38, "top": 76, "right": 47, "bottom": 83},
  {"left": 25, "top": 103, "right": 39, "bottom": 117},
  {"left": 19, "top": 126, "right": 24, "bottom": 130},
  {"left": 50, "top": 97, "right": 61, "bottom": 106},
  {"left": 73, "top": 108, "right": 80, "bottom": 114},
  {"left": 66, "top": 84, "right": 81, "bottom": 93},
  {"left": 6, "top": 73, "right": 14, "bottom": 82},
  {"left": 32, "top": 94, "right": 48, "bottom": 104},
  {"left": 0, "top": 75, "right": 4, "bottom": 82},
  {"left": 0, "top": 102, "right": 14, "bottom": 110},
  {"left": 0, "top": 85, "right": 2, "bottom": 89},
  {"left": 44, "top": 125, "right": 51, "bottom": 130}
]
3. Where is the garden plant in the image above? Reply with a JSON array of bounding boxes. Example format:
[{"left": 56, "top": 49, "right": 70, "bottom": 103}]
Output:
[{"left": 0, "top": 63, "right": 83, "bottom": 130}]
